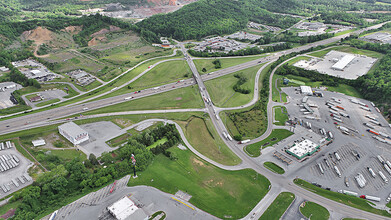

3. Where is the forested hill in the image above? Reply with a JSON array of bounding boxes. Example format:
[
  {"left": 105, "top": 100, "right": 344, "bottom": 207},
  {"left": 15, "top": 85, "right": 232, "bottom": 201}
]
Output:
[{"left": 136, "top": 0, "right": 300, "bottom": 41}]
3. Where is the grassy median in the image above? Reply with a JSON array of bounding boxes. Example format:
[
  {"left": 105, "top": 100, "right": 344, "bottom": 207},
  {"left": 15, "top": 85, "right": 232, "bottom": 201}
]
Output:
[{"left": 259, "top": 192, "right": 295, "bottom": 220}]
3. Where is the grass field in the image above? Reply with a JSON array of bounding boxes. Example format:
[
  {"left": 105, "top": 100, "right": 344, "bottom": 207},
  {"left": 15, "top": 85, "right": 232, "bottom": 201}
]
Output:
[
  {"left": 294, "top": 178, "right": 391, "bottom": 217},
  {"left": 193, "top": 56, "right": 265, "bottom": 74},
  {"left": 286, "top": 56, "right": 311, "bottom": 65},
  {"left": 204, "top": 65, "right": 263, "bottom": 107},
  {"left": 178, "top": 117, "right": 241, "bottom": 166},
  {"left": 47, "top": 149, "right": 87, "bottom": 161},
  {"left": 84, "top": 86, "right": 204, "bottom": 115},
  {"left": 309, "top": 46, "right": 384, "bottom": 59},
  {"left": 300, "top": 201, "right": 329, "bottom": 220},
  {"left": 259, "top": 192, "right": 295, "bottom": 220},
  {"left": 128, "top": 147, "right": 271, "bottom": 219},
  {"left": 35, "top": 98, "right": 60, "bottom": 107},
  {"left": 245, "top": 129, "right": 293, "bottom": 157},
  {"left": 147, "top": 137, "right": 168, "bottom": 150},
  {"left": 273, "top": 106, "right": 289, "bottom": 126},
  {"left": 106, "top": 133, "right": 131, "bottom": 147},
  {"left": 263, "top": 162, "right": 285, "bottom": 174}
]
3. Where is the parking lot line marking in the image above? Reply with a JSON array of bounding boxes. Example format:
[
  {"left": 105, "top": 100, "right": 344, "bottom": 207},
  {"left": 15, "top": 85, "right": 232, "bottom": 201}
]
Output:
[{"left": 171, "top": 197, "right": 195, "bottom": 210}]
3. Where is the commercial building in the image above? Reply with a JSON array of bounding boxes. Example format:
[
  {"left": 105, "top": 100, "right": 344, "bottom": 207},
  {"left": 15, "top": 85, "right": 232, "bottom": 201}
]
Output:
[
  {"left": 286, "top": 139, "right": 320, "bottom": 160},
  {"left": 331, "top": 54, "right": 355, "bottom": 71},
  {"left": 58, "top": 122, "right": 89, "bottom": 145},
  {"left": 300, "top": 86, "right": 312, "bottom": 96},
  {"left": 107, "top": 196, "right": 147, "bottom": 220}
]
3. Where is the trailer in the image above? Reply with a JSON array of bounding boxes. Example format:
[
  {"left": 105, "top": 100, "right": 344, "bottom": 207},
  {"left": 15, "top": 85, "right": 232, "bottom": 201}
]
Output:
[
  {"left": 345, "top": 177, "right": 349, "bottom": 187},
  {"left": 336, "top": 106, "right": 344, "bottom": 110},
  {"left": 324, "top": 158, "right": 331, "bottom": 168},
  {"left": 339, "top": 190, "right": 358, "bottom": 197},
  {"left": 334, "top": 166, "right": 342, "bottom": 177},
  {"left": 363, "top": 123, "right": 375, "bottom": 129},
  {"left": 360, "top": 106, "right": 371, "bottom": 112},
  {"left": 12, "top": 155, "right": 19, "bottom": 163},
  {"left": 379, "top": 132, "right": 389, "bottom": 138},
  {"left": 369, "top": 119, "right": 382, "bottom": 126},
  {"left": 331, "top": 114, "right": 342, "bottom": 119},
  {"left": 329, "top": 109, "right": 339, "bottom": 115},
  {"left": 305, "top": 116, "right": 316, "bottom": 120},
  {"left": 18, "top": 176, "right": 25, "bottom": 184},
  {"left": 330, "top": 106, "right": 339, "bottom": 112},
  {"left": 350, "top": 99, "right": 359, "bottom": 104},
  {"left": 367, "top": 129, "right": 379, "bottom": 135},
  {"left": 367, "top": 167, "right": 376, "bottom": 178},
  {"left": 373, "top": 136, "right": 386, "bottom": 143},
  {"left": 377, "top": 155, "right": 385, "bottom": 164},
  {"left": 222, "top": 131, "right": 228, "bottom": 140},
  {"left": 12, "top": 179, "right": 19, "bottom": 187},
  {"left": 339, "top": 112, "right": 349, "bottom": 118},
  {"left": 215, "top": 113, "right": 220, "bottom": 120},
  {"left": 124, "top": 96, "right": 133, "bottom": 100},
  {"left": 352, "top": 150, "right": 360, "bottom": 160},
  {"left": 1, "top": 185, "right": 7, "bottom": 193},
  {"left": 386, "top": 161, "right": 391, "bottom": 169},
  {"left": 328, "top": 131, "right": 333, "bottom": 139},
  {"left": 317, "top": 163, "right": 324, "bottom": 174},
  {"left": 360, "top": 195, "right": 381, "bottom": 202},
  {"left": 332, "top": 97, "right": 342, "bottom": 104},
  {"left": 49, "top": 210, "right": 58, "bottom": 220},
  {"left": 384, "top": 164, "right": 391, "bottom": 175},
  {"left": 334, "top": 152, "right": 341, "bottom": 161},
  {"left": 227, "top": 134, "right": 233, "bottom": 141},
  {"left": 333, "top": 117, "right": 342, "bottom": 123},
  {"left": 370, "top": 102, "right": 375, "bottom": 107},
  {"left": 375, "top": 107, "right": 381, "bottom": 113},
  {"left": 239, "top": 139, "right": 250, "bottom": 144},
  {"left": 379, "top": 171, "right": 388, "bottom": 183},
  {"left": 365, "top": 115, "right": 377, "bottom": 121},
  {"left": 355, "top": 173, "right": 367, "bottom": 188}
]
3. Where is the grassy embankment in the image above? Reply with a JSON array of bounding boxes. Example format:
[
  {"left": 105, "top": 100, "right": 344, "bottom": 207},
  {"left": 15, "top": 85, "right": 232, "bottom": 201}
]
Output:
[
  {"left": 273, "top": 106, "right": 289, "bottom": 126},
  {"left": 300, "top": 201, "right": 330, "bottom": 220},
  {"left": 263, "top": 162, "right": 285, "bottom": 174},
  {"left": 245, "top": 129, "right": 293, "bottom": 157},
  {"left": 259, "top": 192, "right": 295, "bottom": 220},
  {"left": 193, "top": 55, "right": 265, "bottom": 74}
]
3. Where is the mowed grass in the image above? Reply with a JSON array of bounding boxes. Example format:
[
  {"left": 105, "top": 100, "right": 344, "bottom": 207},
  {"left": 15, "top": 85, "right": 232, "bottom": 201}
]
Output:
[
  {"left": 147, "top": 137, "right": 168, "bottom": 150},
  {"left": 259, "top": 192, "right": 295, "bottom": 220},
  {"left": 273, "top": 106, "right": 289, "bottom": 126},
  {"left": 193, "top": 56, "right": 264, "bottom": 74},
  {"left": 84, "top": 86, "right": 204, "bottom": 115},
  {"left": 205, "top": 65, "right": 263, "bottom": 107},
  {"left": 280, "top": 74, "right": 363, "bottom": 98},
  {"left": 245, "top": 129, "right": 293, "bottom": 157},
  {"left": 35, "top": 98, "right": 60, "bottom": 107},
  {"left": 128, "top": 147, "right": 271, "bottom": 219},
  {"left": 101, "top": 60, "right": 191, "bottom": 99},
  {"left": 300, "top": 201, "right": 329, "bottom": 220},
  {"left": 309, "top": 46, "right": 384, "bottom": 59},
  {"left": 47, "top": 149, "right": 87, "bottom": 161},
  {"left": 178, "top": 117, "right": 241, "bottom": 166},
  {"left": 263, "top": 162, "right": 285, "bottom": 174},
  {"left": 294, "top": 179, "right": 391, "bottom": 217}
]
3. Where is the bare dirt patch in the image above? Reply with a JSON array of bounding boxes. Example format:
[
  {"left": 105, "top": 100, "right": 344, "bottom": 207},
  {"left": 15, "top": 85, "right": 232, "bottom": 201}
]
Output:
[
  {"left": 112, "top": 118, "right": 133, "bottom": 128},
  {"left": 22, "top": 26, "right": 53, "bottom": 45},
  {"left": 175, "top": 97, "right": 183, "bottom": 100},
  {"left": 91, "top": 26, "right": 121, "bottom": 37},
  {"left": 62, "top": 25, "right": 83, "bottom": 35},
  {"left": 192, "top": 157, "right": 206, "bottom": 167},
  {"left": 1, "top": 208, "right": 15, "bottom": 219},
  {"left": 88, "top": 36, "right": 107, "bottom": 46}
]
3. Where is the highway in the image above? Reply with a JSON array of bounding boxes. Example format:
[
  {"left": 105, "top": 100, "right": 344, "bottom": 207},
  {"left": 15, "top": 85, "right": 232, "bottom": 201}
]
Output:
[{"left": 2, "top": 21, "right": 391, "bottom": 219}]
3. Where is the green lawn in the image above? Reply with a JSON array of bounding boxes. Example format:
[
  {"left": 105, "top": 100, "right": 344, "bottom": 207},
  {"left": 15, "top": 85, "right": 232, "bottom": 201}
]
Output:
[
  {"left": 309, "top": 46, "right": 384, "bottom": 59},
  {"left": 286, "top": 56, "right": 311, "bottom": 65},
  {"left": 48, "top": 149, "right": 87, "bottom": 161},
  {"left": 259, "top": 192, "right": 295, "bottom": 220},
  {"left": 272, "top": 74, "right": 292, "bottom": 103},
  {"left": 35, "top": 98, "right": 60, "bottom": 107},
  {"left": 128, "top": 147, "right": 271, "bottom": 219},
  {"left": 84, "top": 86, "right": 204, "bottom": 115},
  {"left": 147, "top": 137, "right": 168, "bottom": 150},
  {"left": 273, "top": 106, "right": 289, "bottom": 126},
  {"left": 300, "top": 201, "right": 329, "bottom": 220},
  {"left": 106, "top": 133, "right": 132, "bottom": 147},
  {"left": 178, "top": 117, "right": 241, "bottom": 166},
  {"left": 205, "top": 65, "right": 264, "bottom": 107},
  {"left": 193, "top": 56, "right": 265, "bottom": 74},
  {"left": 101, "top": 60, "right": 192, "bottom": 99},
  {"left": 245, "top": 129, "right": 293, "bottom": 157},
  {"left": 294, "top": 179, "right": 391, "bottom": 217},
  {"left": 263, "top": 162, "right": 285, "bottom": 174}
]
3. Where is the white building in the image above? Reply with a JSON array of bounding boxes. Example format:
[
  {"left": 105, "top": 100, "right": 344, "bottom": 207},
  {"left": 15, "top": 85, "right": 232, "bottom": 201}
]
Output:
[
  {"left": 300, "top": 86, "right": 312, "bottom": 96},
  {"left": 58, "top": 122, "right": 89, "bottom": 145},
  {"left": 107, "top": 196, "right": 147, "bottom": 220},
  {"left": 32, "top": 139, "right": 46, "bottom": 147},
  {"left": 331, "top": 54, "right": 355, "bottom": 71}
]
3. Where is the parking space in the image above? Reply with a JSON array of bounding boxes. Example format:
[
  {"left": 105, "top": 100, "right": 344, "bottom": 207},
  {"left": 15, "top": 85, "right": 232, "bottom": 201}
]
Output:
[{"left": 277, "top": 87, "right": 391, "bottom": 203}]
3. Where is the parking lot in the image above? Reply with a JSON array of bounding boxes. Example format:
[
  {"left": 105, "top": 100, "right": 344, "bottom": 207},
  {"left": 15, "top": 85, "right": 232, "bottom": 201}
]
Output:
[
  {"left": 0, "top": 82, "right": 23, "bottom": 109},
  {"left": 0, "top": 141, "right": 33, "bottom": 199},
  {"left": 270, "top": 86, "right": 391, "bottom": 204}
]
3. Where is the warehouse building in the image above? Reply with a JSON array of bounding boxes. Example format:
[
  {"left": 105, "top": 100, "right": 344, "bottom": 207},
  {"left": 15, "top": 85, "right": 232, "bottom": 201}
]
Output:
[
  {"left": 58, "top": 122, "right": 89, "bottom": 145},
  {"left": 300, "top": 86, "right": 312, "bottom": 96},
  {"left": 286, "top": 139, "right": 320, "bottom": 160},
  {"left": 331, "top": 54, "right": 355, "bottom": 71},
  {"left": 107, "top": 196, "right": 147, "bottom": 220}
]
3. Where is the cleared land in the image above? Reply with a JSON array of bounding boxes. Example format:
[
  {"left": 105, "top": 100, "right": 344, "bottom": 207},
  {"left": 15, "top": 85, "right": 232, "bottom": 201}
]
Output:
[
  {"left": 300, "top": 201, "right": 329, "bottom": 220},
  {"left": 84, "top": 86, "right": 204, "bottom": 115},
  {"left": 193, "top": 56, "right": 264, "bottom": 74},
  {"left": 294, "top": 179, "right": 391, "bottom": 217},
  {"left": 259, "top": 192, "right": 295, "bottom": 220},
  {"left": 263, "top": 162, "right": 285, "bottom": 174},
  {"left": 178, "top": 117, "right": 241, "bottom": 166},
  {"left": 273, "top": 106, "right": 288, "bottom": 126},
  {"left": 245, "top": 129, "right": 293, "bottom": 157},
  {"left": 127, "top": 147, "right": 271, "bottom": 219},
  {"left": 205, "top": 65, "right": 263, "bottom": 107}
]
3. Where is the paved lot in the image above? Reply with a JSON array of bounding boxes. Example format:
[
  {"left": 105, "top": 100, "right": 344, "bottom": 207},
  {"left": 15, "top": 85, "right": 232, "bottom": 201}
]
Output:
[
  {"left": 79, "top": 121, "right": 125, "bottom": 157},
  {"left": 0, "top": 141, "right": 33, "bottom": 199},
  {"left": 268, "top": 87, "right": 391, "bottom": 205},
  {"left": 294, "top": 50, "right": 377, "bottom": 79},
  {"left": 0, "top": 82, "right": 22, "bottom": 109}
]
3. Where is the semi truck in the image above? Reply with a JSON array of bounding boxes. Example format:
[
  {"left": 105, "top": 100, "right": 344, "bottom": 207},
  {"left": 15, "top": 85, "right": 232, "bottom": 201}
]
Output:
[
  {"left": 328, "top": 131, "right": 334, "bottom": 139},
  {"left": 365, "top": 115, "right": 377, "bottom": 121},
  {"left": 333, "top": 117, "right": 342, "bottom": 123},
  {"left": 367, "top": 167, "right": 376, "bottom": 178},
  {"left": 360, "top": 106, "right": 371, "bottom": 112},
  {"left": 378, "top": 155, "right": 385, "bottom": 164},
  {"left": 334, "top": 166, "right": 342, "bottom": 178},
  {"left": 379, "top": 171, "right": 388, "bottom": 183},
  {"left": 339, "top": 112, "right": 350, "bottom": 118},
  {"left": 384, "top": 164, "right": 391, "bottom": 176},
  {"left": 332, "top": 97, "right": 342, "bottom": 104},
  {"left": 317, "top": 163, "right": 324, "bottom": 174},
  {"left": 336, "top": 106, "right": 345, "bottom": 110},
  {"left": 334, "top": 152, "right": 341, "bottom": 161},
  {"left": 355, "top": 173, "right": 367, "bottom": 188},
  {"left": 369, "top": 119, "right": 382, "bottom": 126},
  {"left": 367, "top": 129, "right": 379, "bottom": 135},
  {"left": 360, "top": 195, "right": 381, "bottom": 202},
  {"left": 338, "top": 190, "right": 358, "bottom": 197},
  {"left": 363, "top": 123, "right": 375, "bottom": 129},
  {"left": 345, "top": 177, "right": 349, "bottom": 187}
]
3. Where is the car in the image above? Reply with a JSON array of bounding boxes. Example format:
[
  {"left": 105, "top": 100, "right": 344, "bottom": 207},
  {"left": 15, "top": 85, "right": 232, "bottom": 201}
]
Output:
[
  {"left": 172, "top": 86, "right": 175, "bottom": 88},
  {"left": 134, "top": 91, "right": 137, "bottom": 94},
  {"left": 6, "top": 125, "right": 9, "bottom": 127},
  {"left": 387, "top": 197, "right": 391, "bottom": 203},
  {"left": 66, "top": 118, "right": 70, "bottom": 120}
]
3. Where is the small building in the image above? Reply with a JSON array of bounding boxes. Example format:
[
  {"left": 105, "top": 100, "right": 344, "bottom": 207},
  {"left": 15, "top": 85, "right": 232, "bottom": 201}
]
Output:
[
  {"left": 32, "top": 139, "right": 46, "bottom": 147},
  {"left": 283, "top": 78, "right": 289, "bottom": 85},
  {"left": 331, "top": 54, "right": 355, "bottom": 71},
  {"left": 30, "top": 96, "right": 42, "bottom": 102},
  {"left": 58, "top": 122, "right": 89, "bottom": 145},
  {"left": 286, "top": 139, "right": 320, "bottom": 160},
  {"left": 0, "top": 67, "right": 9, "bottom": 72},
  {"left": 300, "top": 86, "right": 312, "bottom": 96},
  {"left": 107, "top": 196, "right": 147, "bottom": 220}
]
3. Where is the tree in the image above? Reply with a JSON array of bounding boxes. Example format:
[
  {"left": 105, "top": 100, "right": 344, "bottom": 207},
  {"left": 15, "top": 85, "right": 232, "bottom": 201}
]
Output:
[
  {"left": 202, "top": 67, "right": 207, "bottom": 73},
  {"left": 89, "top": 154, "right": 99, "bottom": 165}
]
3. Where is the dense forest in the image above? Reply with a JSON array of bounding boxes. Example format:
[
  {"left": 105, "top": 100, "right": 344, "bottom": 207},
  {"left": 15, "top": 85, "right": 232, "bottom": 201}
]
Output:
[{"left": 12, "top": 124, "right": 181, "bottom": 219}]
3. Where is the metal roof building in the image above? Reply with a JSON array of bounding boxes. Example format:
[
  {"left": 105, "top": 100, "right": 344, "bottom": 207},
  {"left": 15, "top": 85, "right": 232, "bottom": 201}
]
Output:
[
  {"left": 332, "top": 54, "right": 355, "bottom": 71},
  {"left": 300, "top": 86, "right": 312, "bottom": 96},
  {"left": 32, "top": 139, "right": 46, "bottom": 147},
  {"left": 58, "top": 122, "right": 89, "bottom": 145},
  {"left": 107, "top": 196, "right": 147, "bottom": 220}
]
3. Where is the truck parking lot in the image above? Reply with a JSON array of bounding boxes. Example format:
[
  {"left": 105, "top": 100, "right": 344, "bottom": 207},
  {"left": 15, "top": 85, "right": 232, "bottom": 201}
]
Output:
[{"left": 271, "top": 86, "right": 391, "bottom": 204}]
